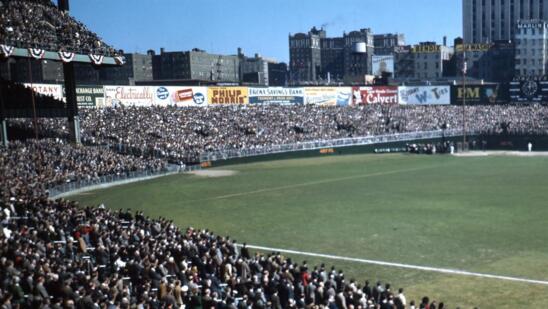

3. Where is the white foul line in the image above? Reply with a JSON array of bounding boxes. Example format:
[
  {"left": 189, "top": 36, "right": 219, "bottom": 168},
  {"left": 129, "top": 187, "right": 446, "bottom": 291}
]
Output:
[{"left": 242, "top": 244, "right": 548, "bottom": 286}]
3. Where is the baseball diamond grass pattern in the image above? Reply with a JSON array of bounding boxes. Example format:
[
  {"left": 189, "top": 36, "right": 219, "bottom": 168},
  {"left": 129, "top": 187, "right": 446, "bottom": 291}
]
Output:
[{"left": 69, "top": 154, "right": 548, "bottom": 308}]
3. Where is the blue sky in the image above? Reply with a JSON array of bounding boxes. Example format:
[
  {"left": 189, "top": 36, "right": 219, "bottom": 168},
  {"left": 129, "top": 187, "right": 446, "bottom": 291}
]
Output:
[{"left": 70, "top": 0, "right": 461, "bottom": 62}]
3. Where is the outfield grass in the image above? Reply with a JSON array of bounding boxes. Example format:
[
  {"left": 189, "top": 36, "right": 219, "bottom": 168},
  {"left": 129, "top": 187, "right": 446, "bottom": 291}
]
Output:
[{"left": 69, "top": 154, "right": 548, "bottom": 308}]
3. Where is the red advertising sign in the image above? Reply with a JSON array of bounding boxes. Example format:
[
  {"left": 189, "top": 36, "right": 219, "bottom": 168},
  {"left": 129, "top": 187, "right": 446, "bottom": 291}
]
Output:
[
  {"left": 353, "top": 86, "right": 399, "bottom": 105},
  {"left": 174, "top": 88, "right": 194, "bottom": 102}
]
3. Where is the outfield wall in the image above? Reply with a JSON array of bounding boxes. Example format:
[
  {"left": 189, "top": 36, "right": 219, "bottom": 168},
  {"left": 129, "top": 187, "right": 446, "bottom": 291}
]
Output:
[
  {"left": 49, "top": 132, "right": 548, "bottom": 197},
  {"left": 204, "top": 135, "right": 466, "bottom": 167},
  {"left": 203, "top": 134, "right": 548, "bottom": 167}
]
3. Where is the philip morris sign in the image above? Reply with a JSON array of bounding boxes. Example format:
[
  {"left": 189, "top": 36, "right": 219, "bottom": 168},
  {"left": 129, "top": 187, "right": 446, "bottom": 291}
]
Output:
[
  {"left": 208, "top": 87, "right": 249, "bottom": 105},
  {"left": 451, "top": 85, "right": 506, "bottom": 104},
  {"left": 398, "top": 86, "right": 450, "bottom": 105}
]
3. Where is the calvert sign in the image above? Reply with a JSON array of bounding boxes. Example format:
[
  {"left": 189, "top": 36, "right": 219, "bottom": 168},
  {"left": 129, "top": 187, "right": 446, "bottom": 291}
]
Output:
[
  {"left": 249, "top": 87, "right": 304, "bottom": 105},
  {"left": 352, "top": 86, "right": 398, "bottom": 105},
  {"left": 398, "top": 86, "right": 450, "bottom": 105}
]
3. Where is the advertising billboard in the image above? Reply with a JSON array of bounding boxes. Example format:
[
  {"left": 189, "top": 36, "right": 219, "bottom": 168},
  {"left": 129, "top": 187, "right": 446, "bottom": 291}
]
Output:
[
  {"left": 455, "top": 43, "right": 492, "bottom": 53},
  {"left": 104, "top": 86, "right": 156, "bottom": 107},
  {"left": 411, "top": 44, "right": 441, "bottom": 53},
  {"left": 509, "top": 80, "right": 548, "bottom": 103},
  {"left": 154, "top": 86, "right": 208, "bottom": 107},
  {"left": 352, "top": 86, "right": 399, "bottom": 105},
  {"left": 398, "top": 86, "right": 451, "bottom": 105},
  {"left": 24, "top": 83, "right": 64, "bottom": 102},
  {"left": 75, "top": 86, "right": 104, "bottom": 108},
  {"left": 372, "top": 56, "right": 394, "bottom": 76},
  {"left": 304, "top": 87, "right": 352, "bottom": 106},
  {"left": 208, "top": 87, "right": 248, "bottom": 105},
  {"left": 249, "top": 87, "right": 304, "bottom": 105},
  {"left": 451, "top": 85, "right": 507, "bottom": 105}
]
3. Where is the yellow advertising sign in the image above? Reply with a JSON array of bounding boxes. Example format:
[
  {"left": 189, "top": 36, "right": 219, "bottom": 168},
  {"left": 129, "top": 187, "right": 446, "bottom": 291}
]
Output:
[
  {"left": 208, "top": 87, "right": 249, "bottom": 105},
  {"left": 455, "top": 43, "right": 492, "bottom": 52},
  {"left": 411, "top": 44, "right": 441, "bottom": 53}
]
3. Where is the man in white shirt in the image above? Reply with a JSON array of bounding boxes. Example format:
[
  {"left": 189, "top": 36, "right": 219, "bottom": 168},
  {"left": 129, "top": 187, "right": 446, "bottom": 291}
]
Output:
[
  {"left": 528, "top": 142, "right": 533, "bottom": 152},
  {"left": 397, "top": 288, "right": 406, "bottom": 308}
]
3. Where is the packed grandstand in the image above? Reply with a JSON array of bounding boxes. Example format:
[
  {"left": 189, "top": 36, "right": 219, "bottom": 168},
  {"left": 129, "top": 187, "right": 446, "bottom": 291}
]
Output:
[
  {"left": 2, "top": 1, "right": 548, "bottom": 309},
  {"left": 6, "top": 104, "right": 548, "bottom": 163},
  {"left": 0, "top": 0, "right": 120, "bottom": 56}
]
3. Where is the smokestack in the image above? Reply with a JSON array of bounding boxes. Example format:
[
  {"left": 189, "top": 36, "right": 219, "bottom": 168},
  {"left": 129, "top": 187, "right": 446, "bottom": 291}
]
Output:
[{"left": 57, "top": 0, "right": 69, "bottom": 11}]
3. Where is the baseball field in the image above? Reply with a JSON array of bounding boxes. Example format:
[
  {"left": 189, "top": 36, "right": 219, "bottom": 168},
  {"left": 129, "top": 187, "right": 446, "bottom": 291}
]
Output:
[{"left": 68, "top": 153, "right": 548, "bottom": 308}]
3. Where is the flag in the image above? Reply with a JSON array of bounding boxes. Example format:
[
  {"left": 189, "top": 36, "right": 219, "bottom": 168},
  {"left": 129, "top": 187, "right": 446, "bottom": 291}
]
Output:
[
  {"left": 89, "top": 54, "right": 104, "bottom": 65},
  {"left": 28, "top": 48, "right": 45, "bottom": 59},
  {"left": 0, "top": 45, "right": 14, "bottom": 57},
  {"left": 58, "top": 51, "right": 75, "bottom": 63}
]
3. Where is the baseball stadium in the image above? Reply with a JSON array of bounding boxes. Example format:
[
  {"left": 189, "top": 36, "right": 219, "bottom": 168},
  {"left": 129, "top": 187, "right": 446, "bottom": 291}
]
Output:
[{"left": 2, "top": 1, "right": 548, "bottom": 309}]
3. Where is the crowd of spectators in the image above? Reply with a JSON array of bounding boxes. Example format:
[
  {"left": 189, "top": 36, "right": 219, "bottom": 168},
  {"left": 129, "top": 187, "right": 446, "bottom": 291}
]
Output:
[
  {"left": 9, "top": 104, "right": 548, "bottom": 163},
  {"left": 0, "top": 139, "right": 167, "bottom": 202},
  {"left": 1, "top": 188, "right": 439, "bottom": 308},
  {"left": 0, "top": 0, "right": 120, "bottom": 56}
]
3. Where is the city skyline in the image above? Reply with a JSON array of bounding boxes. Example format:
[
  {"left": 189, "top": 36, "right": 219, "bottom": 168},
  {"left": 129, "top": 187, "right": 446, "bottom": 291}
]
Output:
[{"left": 70, "top": 0, "right": 461, "bottom": 62}]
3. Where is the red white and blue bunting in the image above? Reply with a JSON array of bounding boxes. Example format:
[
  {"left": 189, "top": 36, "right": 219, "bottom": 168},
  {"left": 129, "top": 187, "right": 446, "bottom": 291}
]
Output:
[
  {"left": 114, "top": 56, "right": 126, "bottom": 65},
  {"left": 0, "top": 45, "right": 14, "bottom": 58},
  {"left": 28, "top": 48, "right": 46, "bottom": 59},
  {"left": 58, "top": 51, "right": 75, "bottom": 63},
  {"left": 89, "top": 54, "right": 104, "bottom": 65}
]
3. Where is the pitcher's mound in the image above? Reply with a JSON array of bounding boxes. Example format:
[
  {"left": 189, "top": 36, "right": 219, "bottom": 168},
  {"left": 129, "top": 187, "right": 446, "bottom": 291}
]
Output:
[{"left": 190, "top": 170, "right": 238, "bottom": 178}]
